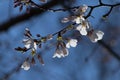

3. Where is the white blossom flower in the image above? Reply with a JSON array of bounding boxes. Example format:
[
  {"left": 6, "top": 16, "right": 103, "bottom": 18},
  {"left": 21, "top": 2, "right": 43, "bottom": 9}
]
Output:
[
  {"left": 53, "top": 33, "right": 69, "bottom": 58},
  {"left": 76, "top": 20, "right": 89, "bottom": 35},
  {"left": 61, "top": 4, "right": 88, "bottom": 24},
  {"left": 76, "top": 25, "right": 87, "bottom": 35},
  {"left": 80, "top": 4, "right": 88, "bottom": 13},
  {"left": 75, "top": 4, "right": 88, "bottom": 15},
  {"left": 23, "top": 38, "right": 37, "bottom": 51},
  {"left": 21, "top": 61, "right": 30, "bottom": 70},
  {"left": 88, "top": 30, "right": 104, "bottom": 42},
  {"left": 66, "top": 39, "right": 78, "bottom": 48},
  {"left": 73, "top": 16, "right": 85, "bottom": 24},
  {"left": 61, "top": 16, "right": 85, "bottom": 24},
  {"left": 53, "top": 48, "right": 69, "bottom": 58}
]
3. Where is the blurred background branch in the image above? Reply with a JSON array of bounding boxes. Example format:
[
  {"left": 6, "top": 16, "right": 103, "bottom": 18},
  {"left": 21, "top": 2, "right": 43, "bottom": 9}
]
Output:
[{"left": 0, "top": 0, "right": 64, "bottom": 32}]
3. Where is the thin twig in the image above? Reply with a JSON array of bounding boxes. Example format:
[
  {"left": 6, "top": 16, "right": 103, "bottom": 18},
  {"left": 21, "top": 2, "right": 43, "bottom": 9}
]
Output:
[{"left": 0, "top": 0, "right": 64, "bottom": 32}]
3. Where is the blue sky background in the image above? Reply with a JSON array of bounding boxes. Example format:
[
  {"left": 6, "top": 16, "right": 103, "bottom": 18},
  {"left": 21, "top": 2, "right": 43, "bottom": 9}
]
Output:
[{"left": 0, "top": 0, "right": 120, "bottom": 80}]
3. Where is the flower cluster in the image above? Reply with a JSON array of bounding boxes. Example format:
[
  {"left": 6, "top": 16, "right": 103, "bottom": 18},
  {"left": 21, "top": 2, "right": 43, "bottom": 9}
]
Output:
[
  {"left": 15, "top": 28, "right": 78, "bottom": 70},
  {"left": 21, "top": 54, "right": 44, "bottom": 70},
  {"left": 15, "top": 4, "right": 104, "bottom": 70},
  {"left": 14, "top": 0, "right": 47, "bottom": 12},
  {"left": 61, "top": 4, "right": 104, "bottom": 42},
  {"left": 88, "top": 29, "right": 104, "bottom": 43},
  {"left": 15, "top": 28, "right": 45, "bottom": 70},
  {"left": 53, "top": 32, "right": 78, "bottom": 58}
]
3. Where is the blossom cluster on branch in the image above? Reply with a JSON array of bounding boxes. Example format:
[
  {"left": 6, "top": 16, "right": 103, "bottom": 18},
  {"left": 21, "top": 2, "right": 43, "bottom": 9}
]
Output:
[
  {"left": 14, "top": 1, "right": 104, "bottom": 71},
  {"left": 14, "top": 0, "right": 47, "bottom": 12}
]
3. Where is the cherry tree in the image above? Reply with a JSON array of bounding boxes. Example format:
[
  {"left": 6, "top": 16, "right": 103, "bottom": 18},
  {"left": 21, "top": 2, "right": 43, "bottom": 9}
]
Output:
[{"left": 0, "top": 0, "right": 120, "bottom": 80}]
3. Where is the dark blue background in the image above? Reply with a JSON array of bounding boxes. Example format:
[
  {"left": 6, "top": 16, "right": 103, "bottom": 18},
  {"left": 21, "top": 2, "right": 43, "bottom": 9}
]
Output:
[{"left": 0, "top": 0, "right": 120, "bottom": 80}]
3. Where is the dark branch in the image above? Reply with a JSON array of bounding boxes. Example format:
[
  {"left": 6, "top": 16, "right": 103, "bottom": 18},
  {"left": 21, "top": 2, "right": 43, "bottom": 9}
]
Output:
[
  {"left": 0, "top": 0, "right": 64, "bottom": 32},
  {"left": 102, "top": 6, "right": 113, "bottom": 18},
  {"left": 98, "top": 40, "right": 120, "bottom": 61}
]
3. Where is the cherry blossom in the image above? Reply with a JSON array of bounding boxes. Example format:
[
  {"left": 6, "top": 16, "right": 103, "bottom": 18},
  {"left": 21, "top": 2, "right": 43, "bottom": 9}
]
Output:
[
  {"left": 53, "top": 48, "right": 69, "bottom": 58},
  {"left": 21, "top": 61, "right": 30, "bottom": 70},
  {"left": 88, "top": 30, "right": 104, "bottom": 42},
  {"left": 23, "top": 38, "right": 37, "bottom": 53},
  {"left": 76, "top": 20, "right": 89, "bottom": 35},
  {"left": 53, "top": 35, "right": 69, "bottom": 58},
  {"left": 73, "top": 16, "right": 85, "bottom": 24},
  {"left": 14, "top": 3, "right": 105, "bottom": 70},
  {"left": 66, "top": 39, "right": 78, "bottom": 48},
  {"left": 61, "top": 15, "right": 85, "bottom": 24},
  {"left": 75, "top": 4, "right": 88, "bottom": 15}
]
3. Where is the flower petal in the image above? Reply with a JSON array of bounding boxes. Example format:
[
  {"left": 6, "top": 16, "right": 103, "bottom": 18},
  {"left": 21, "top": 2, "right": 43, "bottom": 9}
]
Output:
[
  {"left": 66, "top": 43, "right": 70, "bottom": 48},
  {"left": 96, "top": 31, "right": 104, "bottom": 40},
  {"left": 81, "top": 4, "right": 88, "bottom": 12},
  {"left": 53, "top": 48, "right": 69, "bottom": 58},
  {"left": 53, "top": 52, "right": 61, "bottom": 58},
  {"left": 89, "top": 30, "right": 104, "bottom": 43},
  {"left": 69, "top": 39, "right": 78, "bottom": 47},
  {"left": 76, "top": 25, "right": 82, "bottom": 30},
  {"left": 80, "top": 27, "right": 87, "bottom": 35},
  {"left": 33, "top": 42, "right": 37, "bottom": 50},
  {"left": 21, "top": 61, "right": 30, "bottom": 70},
  {"left": 23, "top": 39, "right": 32, "bottom": 49},
  {"left": 73, "top": 16, "right": 85, "bottom": 24},
  {"left": 53, "top": 49, "right": 62, "bottom": 58}
]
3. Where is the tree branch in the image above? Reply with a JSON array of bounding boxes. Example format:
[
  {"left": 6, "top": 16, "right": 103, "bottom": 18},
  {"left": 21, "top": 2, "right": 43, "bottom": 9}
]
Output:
[
  {"left": 98, "top": 40, "right": 120, "bottom": 61},
  {"left": 0, "top": 0, "right": 64, "bottom": 32}
]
